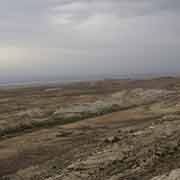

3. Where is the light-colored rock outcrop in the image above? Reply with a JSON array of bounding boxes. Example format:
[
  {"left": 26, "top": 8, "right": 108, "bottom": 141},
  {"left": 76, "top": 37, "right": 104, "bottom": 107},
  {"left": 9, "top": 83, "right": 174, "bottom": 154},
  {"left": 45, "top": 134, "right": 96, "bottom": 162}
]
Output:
[{"left": 150, "top": 169, "right": 180, "bottom": 180}]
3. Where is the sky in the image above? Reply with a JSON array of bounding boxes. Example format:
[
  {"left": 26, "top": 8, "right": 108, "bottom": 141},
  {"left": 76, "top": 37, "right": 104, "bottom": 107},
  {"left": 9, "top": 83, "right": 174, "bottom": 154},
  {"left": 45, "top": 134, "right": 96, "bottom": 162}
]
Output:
[{"left": 0, "top": 0, "right": 180, "bottom": 83}]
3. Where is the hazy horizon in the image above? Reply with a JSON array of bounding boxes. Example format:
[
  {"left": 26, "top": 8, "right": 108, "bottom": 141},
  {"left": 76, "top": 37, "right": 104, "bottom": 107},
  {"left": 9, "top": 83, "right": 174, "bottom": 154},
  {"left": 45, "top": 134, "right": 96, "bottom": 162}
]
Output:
[
  {"left": 0, "top": 0, "right": 180, "bottom": 83},
  {"left": 1, "top": 72, "right": 180, "bottom": 86}
]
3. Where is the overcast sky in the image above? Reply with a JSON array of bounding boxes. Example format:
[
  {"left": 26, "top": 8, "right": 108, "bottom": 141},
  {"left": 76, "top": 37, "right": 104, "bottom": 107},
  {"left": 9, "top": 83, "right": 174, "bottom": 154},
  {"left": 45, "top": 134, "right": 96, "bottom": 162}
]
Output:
[{"left": 0, "top": 0, "right": 180, "bottom": 82}]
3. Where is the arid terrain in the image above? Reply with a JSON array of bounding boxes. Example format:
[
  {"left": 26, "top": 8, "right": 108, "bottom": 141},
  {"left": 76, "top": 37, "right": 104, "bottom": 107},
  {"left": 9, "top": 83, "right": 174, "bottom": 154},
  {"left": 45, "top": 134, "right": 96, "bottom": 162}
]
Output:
[{"left": 1, "top": 77, "right": 180, "bottom": 180}]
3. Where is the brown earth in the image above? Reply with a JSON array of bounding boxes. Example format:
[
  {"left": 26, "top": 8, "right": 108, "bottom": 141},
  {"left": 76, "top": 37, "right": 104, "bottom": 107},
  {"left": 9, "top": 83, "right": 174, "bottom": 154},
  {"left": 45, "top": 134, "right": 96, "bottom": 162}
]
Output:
[{"left": 0, "top": 77, "right": 180, "bottom": 180}]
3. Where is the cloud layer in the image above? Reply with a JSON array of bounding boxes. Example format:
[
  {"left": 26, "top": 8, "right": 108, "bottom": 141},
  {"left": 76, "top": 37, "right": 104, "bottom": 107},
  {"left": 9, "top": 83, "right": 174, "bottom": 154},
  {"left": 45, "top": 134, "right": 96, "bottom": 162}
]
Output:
[{"left": 0, "top": 0, "right": 180, "bottom": 82}]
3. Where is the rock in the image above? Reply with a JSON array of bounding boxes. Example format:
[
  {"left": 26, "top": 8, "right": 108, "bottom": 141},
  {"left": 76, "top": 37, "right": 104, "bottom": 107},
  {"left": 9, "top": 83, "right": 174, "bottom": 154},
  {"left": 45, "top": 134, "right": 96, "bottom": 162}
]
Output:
[
  {"left": 162, "top": 115, "right": 180, "bottom": 121},
  {"left": 150, "top": 169, "right": 180, "bottom": 180},
  {"left": 104, "top": 136, "right": 120, "bottom": 143}
]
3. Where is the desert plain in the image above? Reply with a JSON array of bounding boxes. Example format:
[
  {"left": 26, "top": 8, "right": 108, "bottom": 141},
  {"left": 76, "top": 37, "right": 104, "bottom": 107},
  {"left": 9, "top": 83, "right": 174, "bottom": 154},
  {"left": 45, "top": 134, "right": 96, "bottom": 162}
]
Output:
[{"left": 1, "top": 77, "right": 180, "bottom": 180}]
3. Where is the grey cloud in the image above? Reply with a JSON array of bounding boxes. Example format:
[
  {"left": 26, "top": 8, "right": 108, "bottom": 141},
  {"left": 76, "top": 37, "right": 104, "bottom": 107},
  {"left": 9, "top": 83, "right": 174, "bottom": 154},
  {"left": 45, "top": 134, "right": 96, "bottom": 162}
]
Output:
[
  {"left": 50, "top": 0, "right": 180, "bottom": 20},
  {"left": 0, "top": 0, "right": 180, "bottom": 82}
]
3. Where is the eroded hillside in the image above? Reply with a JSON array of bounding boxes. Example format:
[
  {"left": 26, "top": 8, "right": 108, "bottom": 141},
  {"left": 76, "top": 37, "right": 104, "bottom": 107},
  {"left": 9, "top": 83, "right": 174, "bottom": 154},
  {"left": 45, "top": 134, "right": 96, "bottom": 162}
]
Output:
[{"left": 1, "top": 77, "right": 180, "bottom": 180}]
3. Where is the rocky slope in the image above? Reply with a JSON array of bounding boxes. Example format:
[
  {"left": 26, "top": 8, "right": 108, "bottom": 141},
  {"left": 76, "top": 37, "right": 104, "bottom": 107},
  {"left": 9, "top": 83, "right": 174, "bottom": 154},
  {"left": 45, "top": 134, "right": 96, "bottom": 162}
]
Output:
[{"left": 1, "top": 78, "right": 180, "bottom": 180}]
